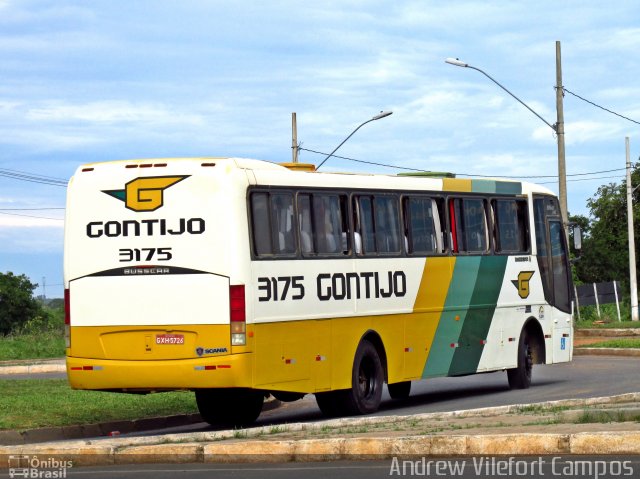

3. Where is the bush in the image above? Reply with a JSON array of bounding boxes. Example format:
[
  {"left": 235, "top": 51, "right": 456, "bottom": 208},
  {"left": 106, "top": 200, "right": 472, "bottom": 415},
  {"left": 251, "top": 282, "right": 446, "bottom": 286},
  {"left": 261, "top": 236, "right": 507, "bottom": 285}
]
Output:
[{"left": 0, "top": 272, "right": 47, "bottom": 335}]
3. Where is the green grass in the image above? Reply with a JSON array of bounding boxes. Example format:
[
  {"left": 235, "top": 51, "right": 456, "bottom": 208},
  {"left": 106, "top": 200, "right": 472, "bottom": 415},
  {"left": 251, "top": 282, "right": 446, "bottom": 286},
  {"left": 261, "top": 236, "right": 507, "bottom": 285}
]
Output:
[
  {"left": 0, "top": 379, "right": 198, "bottom": 431},
  {"left": 575, "top": 410, "right": 640, "bottom": 424},
  {"left": 582, "top": 338, "right": 640, "bottom": 349},
  {"left": 0, "top": 303, "right": 66, "bottom": 361},
  {"left": 0, "top": 333, "right": 65, "bottom": 361},
  {"left": 575, "top": 319, "right": 640, "bottom": 330}
]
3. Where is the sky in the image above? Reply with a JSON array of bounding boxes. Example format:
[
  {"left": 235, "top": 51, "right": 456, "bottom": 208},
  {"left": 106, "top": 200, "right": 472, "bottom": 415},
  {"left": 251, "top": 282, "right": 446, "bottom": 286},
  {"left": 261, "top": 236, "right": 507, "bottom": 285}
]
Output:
[{"left": 2, "top": 0, "right": 640, "bottom": 298}]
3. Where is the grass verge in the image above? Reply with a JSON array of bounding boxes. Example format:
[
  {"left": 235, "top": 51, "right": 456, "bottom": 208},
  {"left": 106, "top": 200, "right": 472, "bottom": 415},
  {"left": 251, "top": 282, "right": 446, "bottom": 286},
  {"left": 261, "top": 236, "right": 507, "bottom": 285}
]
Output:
[
  {"left": 575, "top": 320, "right": 640, "bottom": 329},
  {"left": 581, "top": 338, "right": 640, "bottom": 349},
  {"left": 0, "top": 379, "right": 197, "bottom": 431},
  {"left": 0, "top": 333, "right": 64, "bottom": 361}
]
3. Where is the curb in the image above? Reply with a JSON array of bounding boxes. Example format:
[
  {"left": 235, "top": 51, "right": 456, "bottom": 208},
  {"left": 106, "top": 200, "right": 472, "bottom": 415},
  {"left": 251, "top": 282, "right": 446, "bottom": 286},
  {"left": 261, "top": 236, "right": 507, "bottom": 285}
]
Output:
[
  {"left": 0, "top": 359, "right": 65, "bottom": 375},
  {"left": 576, "top": 328, "right": 640, "bottom": 337},
  {"left": 574, "top": 348, "right": 640, "bottom": 357},
  {"left": 2, "top": 431, "right": 640, "bottom": 466},
  {"left": 1, "top": 393, "right": 639, "bottom": 465}
]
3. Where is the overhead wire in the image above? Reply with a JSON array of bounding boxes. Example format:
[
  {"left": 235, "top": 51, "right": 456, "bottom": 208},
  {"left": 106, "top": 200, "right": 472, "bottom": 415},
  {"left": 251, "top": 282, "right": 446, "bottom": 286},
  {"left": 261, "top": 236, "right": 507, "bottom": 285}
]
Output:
[
  {"left": 299, "top": 147, "right": 628, "bottom": 180},
  {"left": 0, "top": 167, "right": 68, "bottom": 187},
  {"left": 0, "top": 211, "right": 63, "bottom": 221},
  {"left": 562, "top": 87, "right": 640, "bottom": 126}
]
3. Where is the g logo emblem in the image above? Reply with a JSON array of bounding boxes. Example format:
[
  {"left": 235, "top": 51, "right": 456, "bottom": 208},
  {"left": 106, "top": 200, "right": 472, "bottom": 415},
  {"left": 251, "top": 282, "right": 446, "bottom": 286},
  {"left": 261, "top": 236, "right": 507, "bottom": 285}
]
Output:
[
  {"left": 512, "top": 271, "right": 535, "bottom": 299},
  {"left": 103, "top": 176, "right": 188, "bottom": 212}
]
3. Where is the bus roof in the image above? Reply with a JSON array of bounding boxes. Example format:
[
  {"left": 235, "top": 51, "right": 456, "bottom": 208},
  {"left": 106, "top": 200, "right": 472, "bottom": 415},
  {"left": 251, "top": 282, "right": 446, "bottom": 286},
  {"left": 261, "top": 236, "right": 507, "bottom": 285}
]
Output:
[{"left": 73, "top": 157, "right": 555, "bottom": 196}]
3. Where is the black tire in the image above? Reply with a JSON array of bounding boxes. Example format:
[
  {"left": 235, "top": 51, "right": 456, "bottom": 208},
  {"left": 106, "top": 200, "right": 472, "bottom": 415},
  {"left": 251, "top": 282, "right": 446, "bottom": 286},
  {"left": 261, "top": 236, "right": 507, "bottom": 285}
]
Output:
[
  {"left": 195, "top": 388, "right": 264, "bottom": 427},
  {"left": 388, "top": 381, "right": 411, "bottom": 400},
  {"left": 342, "top": 340, "right": 384, "bottom": 415},
  {"left": 507, "top": 331, "right": 533, "bottom": 389}
]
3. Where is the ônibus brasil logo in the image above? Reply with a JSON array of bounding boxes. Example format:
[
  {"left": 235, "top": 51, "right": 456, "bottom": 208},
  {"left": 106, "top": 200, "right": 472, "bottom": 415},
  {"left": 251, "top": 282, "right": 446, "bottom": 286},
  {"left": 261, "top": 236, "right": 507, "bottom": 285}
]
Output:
[{"left": 102, "top": 176, "right": 189, "bottom": 212}]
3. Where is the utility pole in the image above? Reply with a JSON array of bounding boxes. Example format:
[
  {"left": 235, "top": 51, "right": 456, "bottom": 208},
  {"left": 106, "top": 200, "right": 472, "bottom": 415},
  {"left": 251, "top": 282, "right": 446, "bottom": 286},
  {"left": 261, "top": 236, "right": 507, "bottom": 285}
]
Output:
[
  {"left": 42, "top": 276, "right": 46, "bottom": 301},
  {"left": 555, "top": 41, "right": 569, "bottom": 236},
  {"left": 626, "top": 137, "right": 639, "bottom": 321},
  {"left": 291, "top": 112, "right": 298, "bottom": 163}
]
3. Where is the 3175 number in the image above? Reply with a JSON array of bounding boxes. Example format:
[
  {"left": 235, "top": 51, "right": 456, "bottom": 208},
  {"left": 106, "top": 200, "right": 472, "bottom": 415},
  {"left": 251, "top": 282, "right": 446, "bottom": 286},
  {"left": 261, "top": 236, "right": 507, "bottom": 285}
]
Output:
[
  {"left": 258, "top": 276, "right": 304, "bottom": 302},
  {"left": 119, "top": 247, "right": 172, "bottom": 262}
]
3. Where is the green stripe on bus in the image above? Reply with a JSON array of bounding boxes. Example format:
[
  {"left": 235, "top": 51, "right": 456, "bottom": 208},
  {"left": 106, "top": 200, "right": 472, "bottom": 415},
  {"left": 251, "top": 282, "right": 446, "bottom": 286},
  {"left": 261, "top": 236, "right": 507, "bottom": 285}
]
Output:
[
  {"left": 470, "top": 180, "right": 497, "bottom": 194},
  {"left": 470, "top": 180, "right": 522, "bottom": 195},
  {"left": 495, "top": 181, "right": 522, "bottom": 195},
  {"left": 421, "top": 256, "right": 482, "bottom": 378},
  {"left": 448, "top": 256, "right": 508, "bottom": 376}
]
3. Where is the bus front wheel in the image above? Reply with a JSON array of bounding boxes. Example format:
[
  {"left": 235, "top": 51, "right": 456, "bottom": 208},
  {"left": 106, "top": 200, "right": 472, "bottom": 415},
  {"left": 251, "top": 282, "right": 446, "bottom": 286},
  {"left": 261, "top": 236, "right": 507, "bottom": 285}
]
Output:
[
  {"left": 507, "top": 331, "right": 533, "bottom": 389},
  {"left": 195, "top": 388, "right": 264, "bottom": 427}
]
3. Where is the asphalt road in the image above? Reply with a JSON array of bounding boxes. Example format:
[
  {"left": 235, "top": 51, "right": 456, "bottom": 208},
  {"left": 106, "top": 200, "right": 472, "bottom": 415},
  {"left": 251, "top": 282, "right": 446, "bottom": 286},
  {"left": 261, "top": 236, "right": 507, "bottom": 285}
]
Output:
[
  {"left": 8, "top": 456, "right": 638, "bottom": 479},
  {"left": 129, "top": 355, "right": 640, "bottom": 437},
  {"left": 3, "top": 356, "right": 639, "bottom": 437}
]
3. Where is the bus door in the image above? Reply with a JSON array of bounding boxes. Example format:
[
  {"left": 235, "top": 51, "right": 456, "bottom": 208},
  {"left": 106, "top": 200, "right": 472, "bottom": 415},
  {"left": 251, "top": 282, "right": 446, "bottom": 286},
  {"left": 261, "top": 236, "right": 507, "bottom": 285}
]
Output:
[{"left": 533, "top": 196, "right": 572, "bottom": 361}]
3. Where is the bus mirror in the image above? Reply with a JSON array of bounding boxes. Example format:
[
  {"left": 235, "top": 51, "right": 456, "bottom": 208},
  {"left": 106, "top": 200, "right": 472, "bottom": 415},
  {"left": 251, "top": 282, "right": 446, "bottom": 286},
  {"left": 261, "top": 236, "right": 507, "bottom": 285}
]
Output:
[{"left": 572, "top": 225, "right": 582, "bottom": 251}]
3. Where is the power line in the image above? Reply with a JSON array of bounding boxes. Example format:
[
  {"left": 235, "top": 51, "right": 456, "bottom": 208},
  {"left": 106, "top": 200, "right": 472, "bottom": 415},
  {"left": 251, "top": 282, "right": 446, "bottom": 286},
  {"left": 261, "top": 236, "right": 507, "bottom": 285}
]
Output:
[
  {"left": 299, "top": 147, "right": 426, "bottom": 172},
  {"left": 0, "top": 168, "right": 68, "bottom": 187},
  {"left": 563, "top": 87, "right": 640, "bottom": 126},
  {"left": 539, "top": 175, "right": 625, "bottom": 185},
  {"left": 0, "top": 211, "right": 64, "bottom": 221},
  {"left": 299, "top": 147, "right": 627, "bottom": 180},
  {"left": 0, "top": 207, "right": 65, "bottom": 211}
]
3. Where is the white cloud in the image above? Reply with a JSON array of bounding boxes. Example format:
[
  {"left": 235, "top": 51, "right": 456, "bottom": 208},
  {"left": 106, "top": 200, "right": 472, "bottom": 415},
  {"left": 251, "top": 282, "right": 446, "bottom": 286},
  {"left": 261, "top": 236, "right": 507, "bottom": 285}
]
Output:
[{"left": 26, "top": 101, "right": 204, "bottom": 126}]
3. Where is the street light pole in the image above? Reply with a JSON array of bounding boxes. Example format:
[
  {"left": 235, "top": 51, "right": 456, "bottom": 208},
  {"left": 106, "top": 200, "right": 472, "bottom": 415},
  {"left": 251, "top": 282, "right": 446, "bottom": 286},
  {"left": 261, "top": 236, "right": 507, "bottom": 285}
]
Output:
[
  {"left": 445, "top": 53, "right": 568, "bottom": 231},
  {"left": 626, "top": 137, "right": 639, "bottom": 321},
  {"left": 317, "top": 111, "right": 393, "bottom": 170},
  {"left": 444, "top": 58, "right": 556, "bottom": 131},
  {"left": 555, "top": 41, "right": 569, "bottom": 235}
]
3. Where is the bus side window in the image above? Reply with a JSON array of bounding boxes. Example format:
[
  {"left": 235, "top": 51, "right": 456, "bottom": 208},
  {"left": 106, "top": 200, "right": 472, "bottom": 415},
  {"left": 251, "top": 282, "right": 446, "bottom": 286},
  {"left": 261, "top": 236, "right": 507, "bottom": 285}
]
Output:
[
  {"left": 449, "top": 198, "right": 489, "bottom": 254},
  {"left": 271, "top": 193, "right": 295, "bottom": 254},
  {"left": 493, "top": 199, "right": 529, "bottom": 253},
  {"left": 298, "top": 194, "right": 314, "bottom": 254},
  {"left": 299, "top": 193, "right": 349, "bottom": 256},
  {"left": 357, "top": 196, "right": 376, "bottom": 255},
  {"left": 250, "top": 191, "right": 296, "bottom": 257},
  {"left": 251, "top": 192, "right": 273, "bottom": 256},
  {"left": 355, "top": 195, "right": 401, "bottom": 256},
  {"left": 374, "top": 196, "right": 401, "bottom": 254},
  {"left": 404, "top": 196, "right": 438, "bottom": 255}
]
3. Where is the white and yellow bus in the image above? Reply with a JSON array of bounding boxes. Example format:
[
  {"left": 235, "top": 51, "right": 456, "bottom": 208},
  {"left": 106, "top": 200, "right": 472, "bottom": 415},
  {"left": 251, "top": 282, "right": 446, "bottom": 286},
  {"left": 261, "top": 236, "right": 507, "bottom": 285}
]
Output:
[{"left": 64, "top": 157, "right": 575, "bottom": 426}]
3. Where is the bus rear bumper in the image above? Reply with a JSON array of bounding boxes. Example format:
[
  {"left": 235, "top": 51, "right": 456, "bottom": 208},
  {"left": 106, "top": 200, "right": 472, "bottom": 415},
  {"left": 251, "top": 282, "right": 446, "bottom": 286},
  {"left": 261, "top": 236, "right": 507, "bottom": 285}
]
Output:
[{"left": 66, "top": 354, "right": 253, "bottom": 391}]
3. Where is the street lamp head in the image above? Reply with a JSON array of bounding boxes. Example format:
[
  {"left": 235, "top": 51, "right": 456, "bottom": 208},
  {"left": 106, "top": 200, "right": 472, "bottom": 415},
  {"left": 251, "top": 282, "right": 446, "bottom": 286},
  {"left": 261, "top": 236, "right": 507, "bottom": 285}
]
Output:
[
  {"left": 372, "top": 110, "right": 393, "bottom": 120},
  {"left": 316, "top": 110, "right": 393, "bottom": 170},
  {"left": 445, "top": 57, "right": 468, "bottom": 68}
]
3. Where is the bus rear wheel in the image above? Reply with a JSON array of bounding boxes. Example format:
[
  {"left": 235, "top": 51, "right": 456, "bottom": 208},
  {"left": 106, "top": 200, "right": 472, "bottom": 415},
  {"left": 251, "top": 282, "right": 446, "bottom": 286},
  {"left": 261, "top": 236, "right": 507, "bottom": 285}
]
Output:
[
  {"left": 507, "top": 331, "right": 533, "bottom": 389},
  {"left": 342, "top": 340, "right": 384, "bottom": 415},
  {"left": 195, "top": 388, "right": 264, "bottom": 427}
]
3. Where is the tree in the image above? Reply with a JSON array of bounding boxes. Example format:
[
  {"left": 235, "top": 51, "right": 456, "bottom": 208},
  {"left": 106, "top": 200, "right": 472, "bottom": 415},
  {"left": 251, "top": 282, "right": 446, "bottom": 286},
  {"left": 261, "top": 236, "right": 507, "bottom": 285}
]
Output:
[
  {"left": 573, "top": 162, "right": 640, "bottom": 292},
  {"left": 0, "top": 272, "right": 45, "bottom": 335}
]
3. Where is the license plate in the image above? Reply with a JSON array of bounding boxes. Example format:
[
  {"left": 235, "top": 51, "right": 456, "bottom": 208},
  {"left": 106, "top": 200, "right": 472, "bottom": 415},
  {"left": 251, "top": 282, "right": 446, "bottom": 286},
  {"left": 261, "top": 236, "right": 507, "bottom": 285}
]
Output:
[{"left": 156, "top": 334, "right": 184, "bottom": 345}]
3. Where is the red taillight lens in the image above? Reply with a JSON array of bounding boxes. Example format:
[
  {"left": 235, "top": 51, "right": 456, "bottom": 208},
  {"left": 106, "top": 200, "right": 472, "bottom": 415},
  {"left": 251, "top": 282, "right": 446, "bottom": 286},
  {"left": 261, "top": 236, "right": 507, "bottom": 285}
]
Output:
[
  {"left": 64, "top": 288, "right": 71, "bottom": 325},
  {"left": 230, "top": 285, "right": 246, "bottom": 346},
  {"left": 230, "top": 285, "right": 246, "bottom": 322}
]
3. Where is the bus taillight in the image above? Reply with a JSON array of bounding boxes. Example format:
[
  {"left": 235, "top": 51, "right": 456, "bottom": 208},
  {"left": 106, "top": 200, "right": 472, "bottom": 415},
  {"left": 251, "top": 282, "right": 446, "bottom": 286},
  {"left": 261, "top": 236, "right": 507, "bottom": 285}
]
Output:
[
  {"left": 230, "top": 285, "right": 246, "bottom": 346},
  {"left": 64, "top": 288, "right": 71, "bottom": 348}
]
